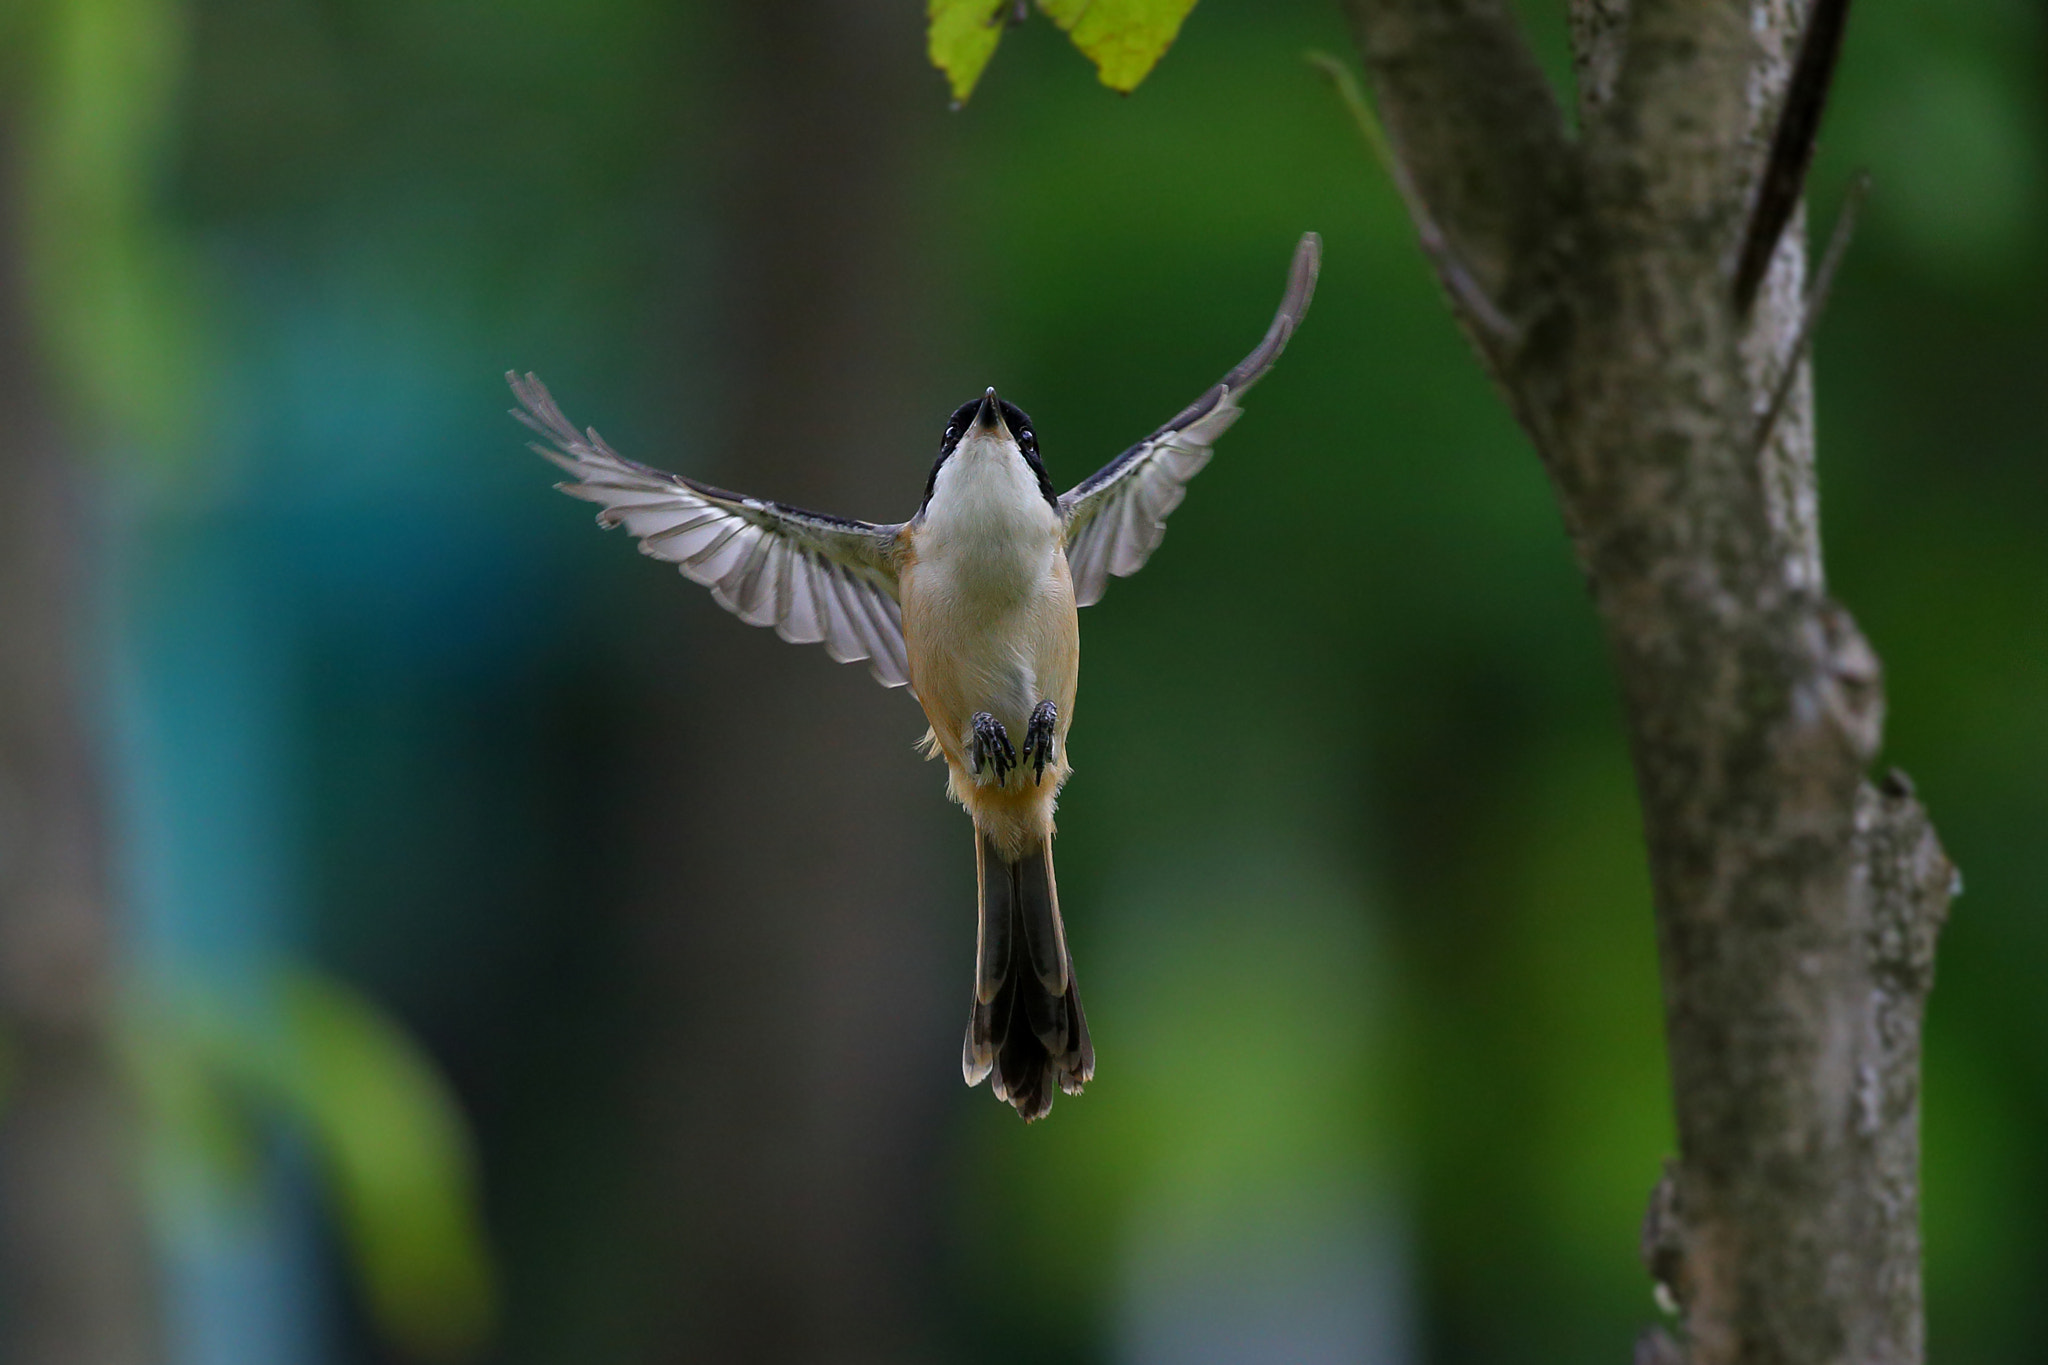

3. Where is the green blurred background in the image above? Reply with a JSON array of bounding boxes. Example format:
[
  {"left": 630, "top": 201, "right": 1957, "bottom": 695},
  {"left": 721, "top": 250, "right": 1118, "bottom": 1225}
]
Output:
[{"left": 4, "top": 0, "right": 2042, "bottom": 1360}]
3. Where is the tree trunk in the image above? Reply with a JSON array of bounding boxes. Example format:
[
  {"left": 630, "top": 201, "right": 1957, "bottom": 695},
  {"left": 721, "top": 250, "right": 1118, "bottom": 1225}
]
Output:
[
  {"left": 0, "top": 119, "right": 157, "bottom": 1365},
  {"left": 622, "top": 2, "right": 949, "bottom": 1360},
  {"left": 1338, "top": 1, "right": 1954, "bottom": 1361}
]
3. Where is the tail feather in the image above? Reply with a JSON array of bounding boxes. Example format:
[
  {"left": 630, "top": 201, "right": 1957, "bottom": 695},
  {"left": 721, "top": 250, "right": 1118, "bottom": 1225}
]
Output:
[
  {"left": 1058, "top": 987, "right": 1093, "bottom": 1096},
  {"left": 973, "top": 834, "right": 1014, "bottom": 1006},
  {"left": 964, "top": 832, "right": 1092, "bottom": 1121},
  {"left": 1014, "top": 845, "right": 1069, "bottom": 995},
  {"left": 963, "top": 994, "right": 996, "bottom": 1087}
]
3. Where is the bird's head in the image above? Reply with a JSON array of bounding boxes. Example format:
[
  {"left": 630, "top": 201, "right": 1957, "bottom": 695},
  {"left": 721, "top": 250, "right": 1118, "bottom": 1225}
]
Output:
[{"left": 922, "top": 387, "right": 1055, "bottom": 509}]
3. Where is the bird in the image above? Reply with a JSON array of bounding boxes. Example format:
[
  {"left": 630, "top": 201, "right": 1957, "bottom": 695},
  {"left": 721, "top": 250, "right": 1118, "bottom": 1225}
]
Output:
[{"left": 509, "top": 231, "right": 1320, "bottom": 1120}]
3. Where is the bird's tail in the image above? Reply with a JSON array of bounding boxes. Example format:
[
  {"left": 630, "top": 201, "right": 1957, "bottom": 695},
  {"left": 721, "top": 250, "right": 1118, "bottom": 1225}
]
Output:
[{"left": 963, "top": 830, "right": 1093, "bottom": 1121}]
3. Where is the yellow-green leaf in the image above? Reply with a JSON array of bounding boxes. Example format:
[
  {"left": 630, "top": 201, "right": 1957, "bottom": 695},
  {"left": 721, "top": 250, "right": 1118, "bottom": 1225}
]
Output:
[
  {"left": 124, "top": 971, "right": 498, "bottom": 1360},
  {"left": 928, "top": 0, "right": 1009, "bottom": 105},
  {"left": 1038, "top": 0, "right": 1199, "bottom": 93},
  {"left": 276, "top": 972, "right": 497, "bottom": 1361}
]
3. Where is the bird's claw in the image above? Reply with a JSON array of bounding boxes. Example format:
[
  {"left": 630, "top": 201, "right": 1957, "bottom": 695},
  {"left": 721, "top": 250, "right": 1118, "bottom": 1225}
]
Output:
[
  {"left": 1023, "top": 700, "right": 1057, "bottom": 785},
  {"left": 969, "top": 712, "right": 1016, "bottom": 786}
]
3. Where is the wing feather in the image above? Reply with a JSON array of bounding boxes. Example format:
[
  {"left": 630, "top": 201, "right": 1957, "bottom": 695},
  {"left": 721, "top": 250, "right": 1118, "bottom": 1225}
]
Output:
[
  {"left": 711, "top": 529, "right": 776, "bottom": 625},
  {"left": 815, "top": 567, "right": 864, "bottom": 667},
  {"left": 780, "top": 551, "right": 827, "bottom": 645},
  {"left": 1059, "top": 233, "right": 1320, "bottom": 606},
  {"left": 685, "top": 521, "right": 757, "bottom": 588},
  {"left": 510, "top": 373, "right": 911, "bottom": 688}
]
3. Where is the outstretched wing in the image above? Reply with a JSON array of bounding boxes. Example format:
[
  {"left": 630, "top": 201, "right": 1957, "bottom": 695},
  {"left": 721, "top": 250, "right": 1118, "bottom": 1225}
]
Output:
[
  {"left": 510, "top": 373, "right": 912, "bottom": 689},
  {"left": 1059, "top": 232, "right": 1321, "bottom": 607}
]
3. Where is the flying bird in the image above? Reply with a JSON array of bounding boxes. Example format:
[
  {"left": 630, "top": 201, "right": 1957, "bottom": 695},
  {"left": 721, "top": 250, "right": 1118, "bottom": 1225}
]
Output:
[{"left": 510, "top": 232, "right": 1320, "bottom": 1120}]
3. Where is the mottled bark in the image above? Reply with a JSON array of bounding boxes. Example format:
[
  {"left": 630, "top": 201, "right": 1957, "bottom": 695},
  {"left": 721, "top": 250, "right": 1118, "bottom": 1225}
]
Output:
[
  {"left": 623, "top": 2, "right": 948, "bottom": 1361},
  {"left": 0, "top": 122, "right": 157, "bottom": 1365},
  {"left": 1338, "top": 1, "right": 1952, "bottom": 1362}
]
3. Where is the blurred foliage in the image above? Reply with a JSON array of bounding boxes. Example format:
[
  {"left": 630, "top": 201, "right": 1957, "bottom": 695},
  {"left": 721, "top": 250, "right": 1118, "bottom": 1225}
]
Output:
[
  {"left": 129, "top": 970, "right": 497, "bottom": 1360},
  {"left": 930, "top": 0, "right": 1199, "bottom": 103},
  {"left": 12, "top": 0, "right": 212, "bottom": 453}
]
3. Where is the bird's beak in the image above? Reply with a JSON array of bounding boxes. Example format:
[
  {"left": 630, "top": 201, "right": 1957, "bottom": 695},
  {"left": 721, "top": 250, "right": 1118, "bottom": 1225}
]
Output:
[{"left": 973, "top": 386, "right": 1008, "bottom": 436}]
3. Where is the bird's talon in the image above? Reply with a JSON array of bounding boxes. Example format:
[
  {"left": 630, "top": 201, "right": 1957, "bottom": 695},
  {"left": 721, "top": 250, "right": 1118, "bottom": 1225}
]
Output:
[
  {"left": 970, "top": 711, "right": 1015, "bottom": 785},
  {"left": 1024, "top": 700, "right": 1057, "bottom": 784}
]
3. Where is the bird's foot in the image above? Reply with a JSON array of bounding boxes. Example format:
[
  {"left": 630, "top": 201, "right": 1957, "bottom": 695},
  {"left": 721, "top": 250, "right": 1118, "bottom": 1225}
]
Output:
[
  {"left": 968, "top": 712, "right": 1016, "bottom": 786},
  {"left": 1023, "top": 701, "right": 1058, "bottom": 785}
]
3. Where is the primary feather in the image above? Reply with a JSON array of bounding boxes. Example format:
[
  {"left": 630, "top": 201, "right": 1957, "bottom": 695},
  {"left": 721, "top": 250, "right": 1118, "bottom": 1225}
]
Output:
[
  {"left": 509, "top": 372, "right": 913, "bottom": 688},
  {"left": 1059, "top": 231, "right": 1321, "bottom": 606}
]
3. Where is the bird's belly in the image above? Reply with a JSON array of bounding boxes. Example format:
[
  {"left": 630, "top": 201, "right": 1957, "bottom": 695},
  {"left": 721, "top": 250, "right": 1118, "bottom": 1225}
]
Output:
[{"left": 902, "top": 545, "right": 1078, "bottom": 747}]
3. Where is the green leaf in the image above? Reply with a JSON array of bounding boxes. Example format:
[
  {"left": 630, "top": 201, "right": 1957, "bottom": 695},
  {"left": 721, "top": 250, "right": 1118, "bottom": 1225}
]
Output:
[
  {"left": 928, "top": 0, "right": 1008, "bottom": 105},
  {"left": 125, "top": 970, "right": 498, "bottom": 1359},
  {"left": 1037, "top": 0, "right": 1198, "bottom": 93},
  {"left": 21, "top": 0, "right": 214, "bottom": 458},
  {"left": 273, "top": 972, "right": 497, "bottom": 1361},
  {"left": 926, "top": 0, "right": 1199, "bottom": 105}
]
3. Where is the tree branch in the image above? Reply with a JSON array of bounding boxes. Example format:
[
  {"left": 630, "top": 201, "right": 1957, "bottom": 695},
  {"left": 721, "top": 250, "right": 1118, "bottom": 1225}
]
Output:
[
  {"left": 1849, "top": 771, "right": 1953, "bottom": 1362},
  {"left": 1751, "top": 170, "right": 1868, "bottom": 459},
  {"left": 1569, "top": 0, "right": 1631, "bottom": 119},
  {"left": 1733, "top": 0, "right": 1856, "bottom": 313},
  {"left": 1342, "top": 1, "right": 1952, "bottom": 1362},
  {"left": 1338, "top": 0, "right": 1573, "bottom": 308},
  {"left": 1307, "top": 52, "right": 1517, "bottom": 347}
]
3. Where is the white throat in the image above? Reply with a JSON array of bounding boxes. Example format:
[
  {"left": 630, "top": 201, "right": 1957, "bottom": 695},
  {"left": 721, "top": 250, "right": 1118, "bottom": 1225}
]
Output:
[{"left": 924, "top": 432, "right": 1056, "bottom": 542}]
